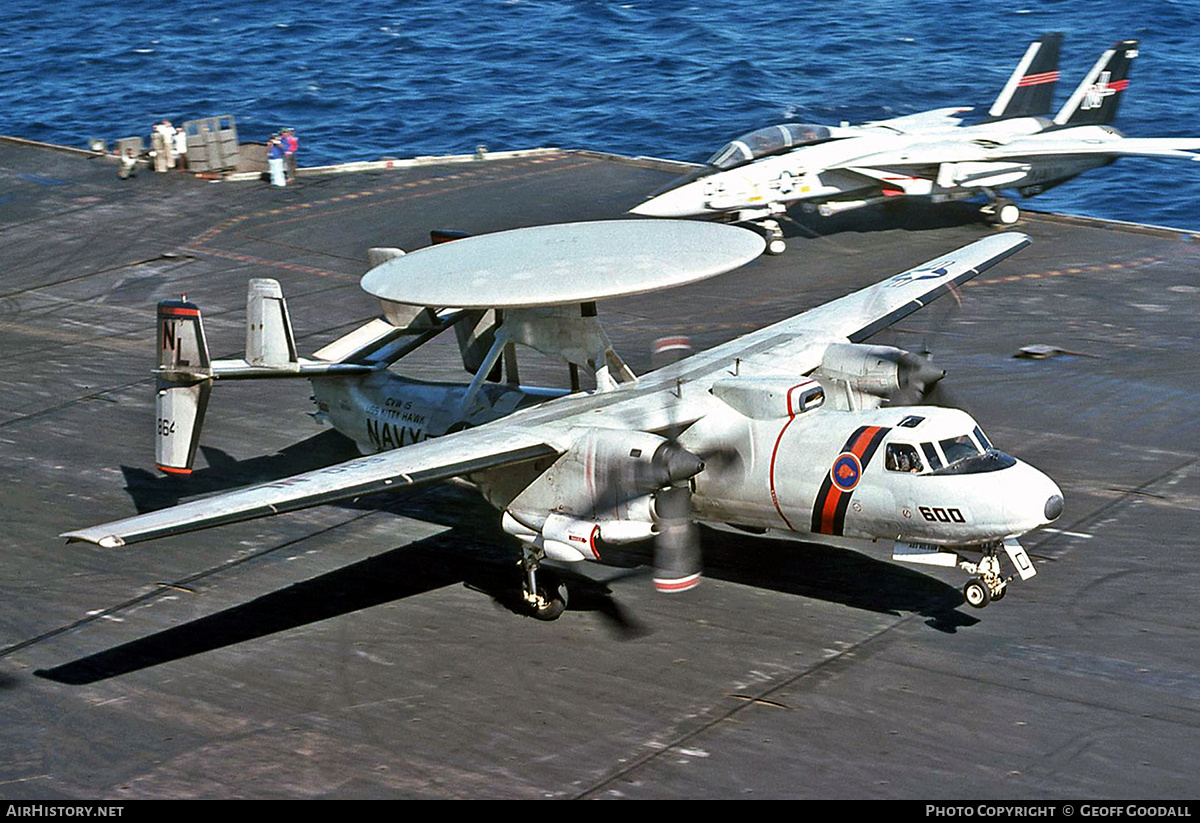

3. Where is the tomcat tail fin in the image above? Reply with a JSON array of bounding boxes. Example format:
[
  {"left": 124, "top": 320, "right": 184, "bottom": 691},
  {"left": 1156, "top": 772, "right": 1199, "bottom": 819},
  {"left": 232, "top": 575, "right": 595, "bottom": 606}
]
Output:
[
  {"left": 985, "top": 32, "right": 1063, "bottom": 121},
  {"left": 1054, "top": 39, "right": 1139, "bottom": 127}
]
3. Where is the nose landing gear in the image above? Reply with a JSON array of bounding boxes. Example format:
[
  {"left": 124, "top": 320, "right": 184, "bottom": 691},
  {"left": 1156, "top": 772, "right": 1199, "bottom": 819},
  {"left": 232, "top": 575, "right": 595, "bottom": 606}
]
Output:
[
  {"left": 733, "top": 206, "right": 788, "bottom": 254},
  {"left": 959, "top": 546, "right": 1010, "bottom": 608}
]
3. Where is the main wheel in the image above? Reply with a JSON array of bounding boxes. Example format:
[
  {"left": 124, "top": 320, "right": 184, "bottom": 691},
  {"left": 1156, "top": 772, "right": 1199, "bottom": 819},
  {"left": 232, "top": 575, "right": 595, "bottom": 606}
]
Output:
[
  {"left": 989, "top": 199, "right": 1020, "bottom": 225},
  {"left": 963, "top": 577, "right": 991, "bottom": 609},
  {"left": 530, "top": 570, "right": 568, "bottom": 621}
]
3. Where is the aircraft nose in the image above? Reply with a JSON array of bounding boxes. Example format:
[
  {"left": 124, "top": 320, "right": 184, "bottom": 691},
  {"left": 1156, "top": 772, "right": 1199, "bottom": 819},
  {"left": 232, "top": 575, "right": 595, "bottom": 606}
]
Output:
[
  {"left": 629, "top": 184, "right": 701, "bottom": 218},
  {"left": 1044, "top": 493, "right": 1064, "bottom": 522},
  {"left": 1003, "top": 460, "right": 1064, "bottom": 530}
]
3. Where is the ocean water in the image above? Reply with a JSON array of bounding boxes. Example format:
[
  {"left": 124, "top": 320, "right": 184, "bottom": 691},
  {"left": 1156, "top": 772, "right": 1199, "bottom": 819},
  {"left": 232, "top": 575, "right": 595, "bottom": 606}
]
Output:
[{"left": 3, "top": 0, "right": 1200, "bottom": 228}]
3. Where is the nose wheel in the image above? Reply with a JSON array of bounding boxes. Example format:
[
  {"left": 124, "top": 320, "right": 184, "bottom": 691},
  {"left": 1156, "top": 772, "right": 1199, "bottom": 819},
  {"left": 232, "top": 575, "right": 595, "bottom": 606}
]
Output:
[
  {"left": 959, "top": 548, "right": 1010, "bottom": 609},
  {"left": 745, "top": 217, "right": 786, "bottom": 254},
  {"left": 963, "top": 577, "right": 993, "bottom": 608}
]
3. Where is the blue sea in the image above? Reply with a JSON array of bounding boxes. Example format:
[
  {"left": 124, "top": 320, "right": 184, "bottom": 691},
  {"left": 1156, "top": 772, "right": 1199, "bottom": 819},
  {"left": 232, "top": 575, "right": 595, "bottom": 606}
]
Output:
[{"left": 3, "top": 0, "right": 1200, "bottom": 228}]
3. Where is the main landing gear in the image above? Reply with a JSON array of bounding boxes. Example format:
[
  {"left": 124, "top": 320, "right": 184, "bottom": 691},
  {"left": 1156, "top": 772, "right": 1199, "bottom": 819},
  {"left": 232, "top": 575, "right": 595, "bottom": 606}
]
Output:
[
  {"left": 980, "top": 196, "right": 1021, "bottom": 226},
  {"left": 959, "top": 545, "right": 1009, "bottom": 609},
  {"left": 519, "top": 545, "right": 568, "bottom": 621}
]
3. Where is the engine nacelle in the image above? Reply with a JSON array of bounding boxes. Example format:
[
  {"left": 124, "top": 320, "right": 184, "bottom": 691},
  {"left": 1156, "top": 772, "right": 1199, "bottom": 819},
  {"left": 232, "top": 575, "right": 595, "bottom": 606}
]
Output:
[
  {"left": 711, "top": 376, "right": 824, "bottom": 419},
  {"left": 812, "top": 343, "right": 944, "bottom": 408},
  {"left": 506, "top": 428, "right": 702, "bottom": 522},
  {"left": 503, "top": 501, "right": 658, "bottom": 564},
  {"left": 499, "top": 428, "right": 700, "bottom": 562}
]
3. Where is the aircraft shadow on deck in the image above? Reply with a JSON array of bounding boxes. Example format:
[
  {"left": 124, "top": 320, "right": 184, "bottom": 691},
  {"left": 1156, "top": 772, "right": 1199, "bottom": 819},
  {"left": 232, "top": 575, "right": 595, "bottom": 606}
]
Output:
[
  {"left": 781, "top": 199, "right": 994, "bottom": 239},
  {"left": 39, "top": 483, "right": 975, "bottom": 685},
  {"left": 120, "top": 430, "right": 363, "bottom": 512}
]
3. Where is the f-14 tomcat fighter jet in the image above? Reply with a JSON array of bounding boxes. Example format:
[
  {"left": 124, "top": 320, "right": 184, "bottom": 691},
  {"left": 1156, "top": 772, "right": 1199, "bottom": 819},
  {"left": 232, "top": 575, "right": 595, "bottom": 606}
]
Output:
[
  {"left": 632, "top": 35, "right": 1200, "bottom": 254},
  {"left": 65, "top": 221, "right": 1059, "bottom": 618}
]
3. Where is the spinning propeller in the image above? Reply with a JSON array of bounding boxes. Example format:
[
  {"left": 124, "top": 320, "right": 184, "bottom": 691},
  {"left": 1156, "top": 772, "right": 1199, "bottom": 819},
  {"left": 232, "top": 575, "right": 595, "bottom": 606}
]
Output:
[
  {"left": 649, "top": 442, "right": 705, "bottom": 593},
  {"left": 881, "top": 281, "right": 964, "bottom": 409},
  {"left": 648, "top": 335, "right": 705, "bottom": 593},
  {"left": 883, "top": 349, "right": 948, "bottom": 407}
]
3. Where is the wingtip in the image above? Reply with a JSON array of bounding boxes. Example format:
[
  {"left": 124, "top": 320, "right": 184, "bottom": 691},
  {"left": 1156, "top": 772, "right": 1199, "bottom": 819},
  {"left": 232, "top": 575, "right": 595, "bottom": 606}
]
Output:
[{"left": 59, "top": 531, "right": 125, "bottom": 548}]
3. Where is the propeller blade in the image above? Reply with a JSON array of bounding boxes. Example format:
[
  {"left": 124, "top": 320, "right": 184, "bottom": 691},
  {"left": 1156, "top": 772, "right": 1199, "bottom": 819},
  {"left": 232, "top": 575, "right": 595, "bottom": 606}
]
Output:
[
  {"left": 653, "top": 484, "right": 701, "bottom": 593},
  {"left": 651, "top": 335, "right": 693, "bottom": 371},
  {"left": 645, "top": 335, "right": 706, "bottom": 593},
  {"left": 885, "top": 351, "right": 947, "bottom": 406}
]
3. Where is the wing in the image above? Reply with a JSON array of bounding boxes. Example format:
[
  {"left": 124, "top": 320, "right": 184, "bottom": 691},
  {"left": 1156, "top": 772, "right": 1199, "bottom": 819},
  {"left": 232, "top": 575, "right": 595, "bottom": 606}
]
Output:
[
  {"left": 989, "top": 135, "right": 1200, "bottom": 161},
  {"left": 844, "top": 133, "right": 1200, "bottom": 170},
  {"left": 687, "top": 232, "right": 1031, "bottom": 374},
  {"left": 863, "top": 107, "right": 973, "bottom": 133},
  {"left": 65, "top": 234, "right": 1028, "bottom": 548},
  {"left": 62, "top": 426, "right": 561, "bottom": 547},
  {"left": 804, "top": 231, "right": 1031, "bottom": 343}
]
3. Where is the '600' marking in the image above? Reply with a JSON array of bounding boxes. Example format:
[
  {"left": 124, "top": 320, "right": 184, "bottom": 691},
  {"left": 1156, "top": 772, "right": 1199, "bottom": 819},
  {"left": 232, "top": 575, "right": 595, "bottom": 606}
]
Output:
[{"left": 919, "top": 506, "right": 966, "bottom": 523}]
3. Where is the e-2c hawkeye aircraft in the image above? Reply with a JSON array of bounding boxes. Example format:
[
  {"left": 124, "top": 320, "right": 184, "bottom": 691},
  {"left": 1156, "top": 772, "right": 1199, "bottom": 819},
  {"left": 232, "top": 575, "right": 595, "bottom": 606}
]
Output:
[
  {"left": 64, "top": 221, "right": 1060, "bottom": 617},
  {"left": 632, "top": 35, "right": 1200, "bottom": 254}
]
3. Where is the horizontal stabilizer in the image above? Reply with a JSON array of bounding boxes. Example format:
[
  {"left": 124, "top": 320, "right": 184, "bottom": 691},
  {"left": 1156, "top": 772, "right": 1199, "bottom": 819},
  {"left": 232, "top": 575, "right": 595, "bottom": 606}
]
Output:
[{"left": 992, "top": 135, "right": 1200, "bottom": 161}]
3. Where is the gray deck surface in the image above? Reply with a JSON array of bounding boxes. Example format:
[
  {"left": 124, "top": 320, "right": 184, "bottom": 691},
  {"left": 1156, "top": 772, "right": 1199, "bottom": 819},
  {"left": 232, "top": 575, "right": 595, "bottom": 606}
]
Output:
[{"left": 0, "top": 138, "right": 1197, "bottom": 799}]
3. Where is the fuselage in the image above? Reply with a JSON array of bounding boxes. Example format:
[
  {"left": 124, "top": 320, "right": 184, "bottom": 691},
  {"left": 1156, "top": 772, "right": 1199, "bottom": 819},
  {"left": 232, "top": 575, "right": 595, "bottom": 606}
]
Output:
[
  {"left": 630, "top": 116, "right": 1124, "bottom": 219},
  {"left": 683, "top": 403, "right": 1061, "bottom": 548},
  {"left": 310, "top": 370, "right": 559, "bottom": 455}
]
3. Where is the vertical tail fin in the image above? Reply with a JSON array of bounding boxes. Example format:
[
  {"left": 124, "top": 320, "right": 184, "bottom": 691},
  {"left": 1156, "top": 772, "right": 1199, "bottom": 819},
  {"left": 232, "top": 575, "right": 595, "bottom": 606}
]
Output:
[
  {"left": 245, "top": 278, "right": 299, "bottom": 368},
  {"left": 986, "top": 32, "right": 1063, "bottom": 121},
  {"left": 155, "top": 299, "right": 213, "bottom": 475},
  {"left": 1054, "top": 39, "right": 1139, "bottom": 127}
]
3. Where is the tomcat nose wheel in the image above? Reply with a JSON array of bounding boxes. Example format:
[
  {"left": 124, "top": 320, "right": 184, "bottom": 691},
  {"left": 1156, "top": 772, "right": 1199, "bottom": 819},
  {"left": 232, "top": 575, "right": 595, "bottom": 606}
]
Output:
[{"left": 755, "top": 218, "right": 786, "bottom": 254}]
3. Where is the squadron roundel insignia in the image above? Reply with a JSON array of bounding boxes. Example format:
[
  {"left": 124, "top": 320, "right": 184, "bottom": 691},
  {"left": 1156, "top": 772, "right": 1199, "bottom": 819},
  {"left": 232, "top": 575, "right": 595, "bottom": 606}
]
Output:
[{"left": 830, "top": 452, "right": 863, "bottom": 492}]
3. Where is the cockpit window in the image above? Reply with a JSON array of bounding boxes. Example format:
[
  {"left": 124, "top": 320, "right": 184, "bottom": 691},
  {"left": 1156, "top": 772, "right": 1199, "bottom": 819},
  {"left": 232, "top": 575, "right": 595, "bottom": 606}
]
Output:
[
  {"left": 939, "top": 434, "right": 983, "bottom": 465},
  {"left": 705, "top": 123, "right": 833, "bottom": 170},
  {"left": 920, "top": 442, "right": 943, "bottom": 471},
  {"left": 972, "top": 425, "right": 992, "bottom": 451},
  {"left": 707, "top": 141, "right": 752, "bottom": 170},
  {"left": 885, "top": 443, "right": 924, "bottom": 473}
]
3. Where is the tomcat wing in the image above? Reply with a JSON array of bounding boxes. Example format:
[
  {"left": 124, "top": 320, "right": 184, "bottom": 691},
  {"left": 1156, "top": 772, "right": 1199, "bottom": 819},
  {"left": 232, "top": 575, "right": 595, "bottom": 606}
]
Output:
[{"left": 988, "top": 133, "right": 1200, "bottom": 161}]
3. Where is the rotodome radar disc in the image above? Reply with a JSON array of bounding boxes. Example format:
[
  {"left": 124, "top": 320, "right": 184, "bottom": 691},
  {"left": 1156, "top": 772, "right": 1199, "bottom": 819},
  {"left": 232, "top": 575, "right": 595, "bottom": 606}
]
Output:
[{"left": 360, "top": 220, "right": 765, "bottom": 308}]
